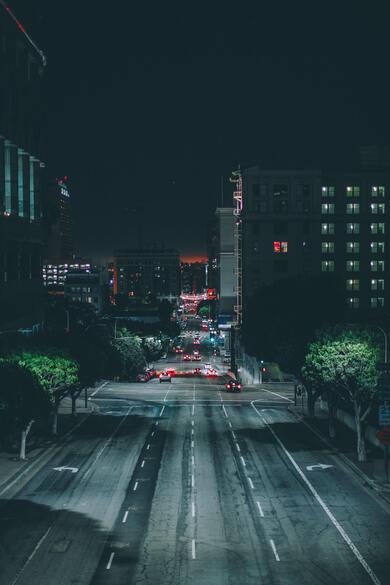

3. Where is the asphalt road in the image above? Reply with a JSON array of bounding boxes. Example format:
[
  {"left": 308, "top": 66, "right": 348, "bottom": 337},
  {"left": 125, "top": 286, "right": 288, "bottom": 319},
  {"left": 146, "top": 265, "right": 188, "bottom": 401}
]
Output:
[{"left": 1, "top": 342, "right": 390, "bottom": 584}]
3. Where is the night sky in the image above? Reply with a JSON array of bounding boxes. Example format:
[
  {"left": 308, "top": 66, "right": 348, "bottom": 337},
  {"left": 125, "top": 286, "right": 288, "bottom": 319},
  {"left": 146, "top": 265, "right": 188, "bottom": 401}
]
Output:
[{"left": 15, "top": 2, "right": 390, "bottom": 261}]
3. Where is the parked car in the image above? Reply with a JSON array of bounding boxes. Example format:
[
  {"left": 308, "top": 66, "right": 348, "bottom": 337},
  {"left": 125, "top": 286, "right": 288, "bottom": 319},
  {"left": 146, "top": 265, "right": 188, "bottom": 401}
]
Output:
[
  {"left": 159, "top": 372, "right": 172, "bottom": 383},
  {"left": 145, "top": 368, "right": 157, "bottom": 379},
  {"left": 225, "top": 379, "right": 242, "bottom": 392},
  {"left": 136, "top": 373, "right": 150, "bottom": 382}
]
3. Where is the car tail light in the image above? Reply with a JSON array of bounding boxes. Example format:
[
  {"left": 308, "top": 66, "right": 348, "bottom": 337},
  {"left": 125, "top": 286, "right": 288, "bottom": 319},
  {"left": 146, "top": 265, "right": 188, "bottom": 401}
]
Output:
[{"left": 238, "top": 384, "right": 241, "bottom": 389}]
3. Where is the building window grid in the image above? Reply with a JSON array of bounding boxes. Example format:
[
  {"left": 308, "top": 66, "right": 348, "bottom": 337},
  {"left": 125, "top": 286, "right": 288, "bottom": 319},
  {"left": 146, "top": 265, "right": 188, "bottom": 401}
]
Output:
[
  {"left": 347, "top": 223, "right": 360, "bottom": 234},
  {"left": 348, "top": 297, "right": 360, "bottom": 309},
  {"left": 322, "top": 203, "right": 335, "bottom": 215},
  {"left": 371, "top": 279, "right": 385, "bottom": 291},
  {"left": 322, "top": 186, "right": 335, "bottom": 197},
  {"left": 321, "top": 223, "right": 335, "bottom": 235},
  {"left": 370, "top": 242, "right": 385, "bottom": 254},
  {"left": 346, "top": 242, "right": 360, "bottom": 254},
  {"left": 346, "top": 186, "right": 360, "bottom": 197},
  {"left": 321, "top": 242, "right": 335, "bottom": 254},
  {"left": 321, "top": 260, "right": 335, "bottom": 272},
  {"left": 346, "top": 203, "right": 360, "bottom": 214},
  {"left": 346, "top": 279, "right": 359, "bottom": 291},
  {"left": 371, "top": 260, "right": 385, "bottom": 272},
  {"left": 371, "top": 297, "right": 385, "bottom": 309},
  {"left": 371, "top": 203, "right": 385, "bottom": 215},
  {"left": 371, "top": 223, "right": 385, "bottom": 234},
  {"left": 371, "top": 186, "right": 385, "bottom": 198},
  {"left": 346, "top": 260, "right": 360, "bottom": 272}
]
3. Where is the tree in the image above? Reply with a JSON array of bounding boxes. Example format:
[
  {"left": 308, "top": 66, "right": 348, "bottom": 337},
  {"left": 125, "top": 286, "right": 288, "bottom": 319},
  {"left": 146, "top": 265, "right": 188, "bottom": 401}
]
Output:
[
  {"left": 242, "top": 274, "right": 346, "bottom": 373},
  {"left": 113, "top": 333, "right": 146, "bottom": 378},
  {"left": 302, "top": 330, "right": 379, "bottom": 461},
  {"left": 0, "top": 361, "right": 51, "bottom": 459}
]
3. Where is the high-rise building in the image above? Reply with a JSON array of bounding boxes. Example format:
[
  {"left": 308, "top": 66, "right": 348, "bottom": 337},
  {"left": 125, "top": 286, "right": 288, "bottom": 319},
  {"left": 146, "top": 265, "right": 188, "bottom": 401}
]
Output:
[
  {"left": 0, "top": 3, "right": 46, "bottom": 330},
  {"left": 114, "top": 248, "right": 180, "bottom": 300},
  {"left": 181, "top": 262, "right": 206, "bottom": 294},
  {"left": 42, "top": 259, "right": 92, "bottom": 291},
  {"left": 241, "top": 165, "right": 390, "bottom": 316},
  {"left": 45, "top": 177, "right": 74, "bottom": 261}
]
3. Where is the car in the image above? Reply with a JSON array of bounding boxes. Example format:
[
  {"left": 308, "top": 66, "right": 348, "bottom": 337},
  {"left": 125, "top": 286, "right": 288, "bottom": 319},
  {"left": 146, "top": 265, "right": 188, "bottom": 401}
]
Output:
[
  {"left": 225, "top": 379, "right": 242, "bottom": 392},
  {"left": 159, "top": 372, "right": 172, "bottom": 383},
  {"left": 194, "top": 367, "right": 202, "bottom": 376},
  {"left": 183, "top": 354, "right": 191, "bottom": 361},
  {"left": 207, "top": 368, "right": 218, "bottom": 377},
  {"left": 193, "top": 338, "right": 200, "bottom": 345},
  {"left": 166, "top": 367, "right": 176, "bottom": 376},
  {"left": 175, "top": 347, "right": 184, "bottom": 354},
  {"left": 136, "top": 373, "right": 150, "bottom": 382},
  {"left": 192, "top": 355, "right": 201, "bottom": 361},
  {"left": 223, "top": 356, "right": 231, "bottom": 365},
  {"left": 145, "top": 368, "right": 157, "bottom": 379}
]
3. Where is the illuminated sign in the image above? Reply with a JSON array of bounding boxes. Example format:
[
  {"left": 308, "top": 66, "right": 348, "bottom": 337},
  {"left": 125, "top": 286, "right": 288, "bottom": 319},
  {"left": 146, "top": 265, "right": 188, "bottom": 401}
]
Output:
[{"left": 207, "top": 288, "right": 217, "bottom": 299}]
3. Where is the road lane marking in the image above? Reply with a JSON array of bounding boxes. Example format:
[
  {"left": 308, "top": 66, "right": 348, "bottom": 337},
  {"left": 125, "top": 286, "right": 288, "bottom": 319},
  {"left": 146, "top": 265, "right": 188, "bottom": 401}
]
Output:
[
  {"left": 270, "top": 539, "right": 280, "bottom": 561},
  {"left": 260, "top": 387, "right": 293, "bottom": 403},
  {"left": 191, "top": 440, "right": 194, "bottom": 448},
  {"left": 236, "top": 443, "right": 241, "bottom": 453},
  {"left": 10, "top": 526, "right": 52, "bottom": 585},
  {"left": 192, "top": 539, "right": 196, "bottom": 559},
  {"left": 228, "top": 421, "right": 232, "bottom": 428},
  {"left": 248, "top": 477, "right": 254, "bottom": 489},
  {"left": 89, "top": 381, "right": 108, "bottom": 399},
  {"left": 192, "top": 501, "right": 195, "bottom": 517},
  {"left": 240, "top": 456, "right": 246, "bottom": 467},
  {"left": 151, "top": 431, "right": 155, "bottom": 437},
  {"left": 191, "top": 428, "right": 194, "bottom": 435},
  {"left": 231, "top": 431, "right": 236, "bottom": 439},
  {"left": 192, "top": 455, "right": 195, "bottom": 466},
  {"left": 163, "top": 388, "right": 170, "bottom": 402},
  {"left": 192, "top": 404, "right": 195, "bottom": 415},
  {"left": 222, "top": 405, "right": 228, "bottom": 418},
  {"left": 159, "top": 405, "right": 165, "bottom": 417},
  {"left": 82, "top": 407, "right": 131, "bottom": 480},
  {"left": 256, "top": 501, "right": 265, "bottom": 517},
  {"left": 191, "top": 473, "right": 195, "bottom": 487},
  {"left": 251, "top": 401, "right": 381, "bottom": 585},
  {"left": 191, "top": 420, "right": 194, "bottom": 426},
  {"left": 122, "top": 511, "right": 128, "bottom": 523},
  {"left": 133, "top": 481, "right": 139, "bottom": 491},
  {"left": 141, "top": 460, "right": 145, "bottom": 468},
  {"left": 146, "top": 444, "right": 150, "bottom": 450},
  {"left": 106, "top": 552, "right": 115, "bottom": 569}
]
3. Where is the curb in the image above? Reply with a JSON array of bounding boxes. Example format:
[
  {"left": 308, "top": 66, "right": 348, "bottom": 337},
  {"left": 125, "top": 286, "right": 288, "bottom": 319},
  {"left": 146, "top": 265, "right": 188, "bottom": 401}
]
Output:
[{"left": 288, "top": 406, "right": 390, "bottom": 506}]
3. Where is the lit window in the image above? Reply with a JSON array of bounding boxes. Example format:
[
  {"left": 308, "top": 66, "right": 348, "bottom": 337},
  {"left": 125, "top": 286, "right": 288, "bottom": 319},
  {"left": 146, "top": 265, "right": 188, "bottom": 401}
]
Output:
[
  {"left": 371, "top": 186, "right": 385, "bottom": 198},
  {"left": 348, "top": 297, "right": 360, "bottom": 309},
  {"left": 371, "top": 223, "right": 385, "bottom": 234},
  {"left": 346, "top": 279, "right": 359, "bottom": 291},
  {"left": 346, "top": 260, "right": 360, "bottom": 272},
  {"left": 346, "top": 223, "right": 359, "bottom": 234},
  {"left": 273, "top": 241, "right": 281, "bottom": 253},
  {"left": 346, "top": 186, "right": 360, "bottom": 197},
  {"left": 371, "top": 279, "right": 385, "bottom": 291},
  {"left": 322, "top": 186, "right": 335, "bottom": 197},
  {"left": 371, "top": 203, "right": 385, "bottom": 214},
  {"left": 322, "top": 203, "right": 335, "bottom": 214},
  {"left": 346, "top": 203, "right": 360, "bottom": 214},
  {"left": 281, "top": 241, "right": 288, "bottom": 253},
  {"left": 370, "top": 242, "right": 385, "bottom": 254},
  {"left": 321, "top": 223, "right": 335, "bottom": 235},
  {"left": 371, "top": 297, "right": 385, "bottom": 309},
  {"left": 346, "top": 242, "right": 360, "bottom": 254},
  {"left": 321, "top": 242, "right": 335, "bottom": 253},
  {"left": 371, "top": 260, "right": 385, "bottom": 272},
  {"left": 321, "top": 260, "right": 335, "bottom": 272}
]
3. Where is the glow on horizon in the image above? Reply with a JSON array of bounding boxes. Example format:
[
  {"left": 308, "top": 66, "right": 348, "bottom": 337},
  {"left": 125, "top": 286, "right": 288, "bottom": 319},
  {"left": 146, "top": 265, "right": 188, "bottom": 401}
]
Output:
[{"left": 181, "top": 255, "right": 207, "bottom": 264}]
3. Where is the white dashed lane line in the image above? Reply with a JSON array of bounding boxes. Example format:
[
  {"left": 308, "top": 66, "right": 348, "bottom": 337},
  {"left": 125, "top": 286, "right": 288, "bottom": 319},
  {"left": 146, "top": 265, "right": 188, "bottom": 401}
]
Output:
[
  {"left": 270, "top": 539, "right": 280, "bottom": 561},
  {"left": 240, "top": 455, "right": 246, "bottom": 467},
  {"left": 248, "top": 477, "right": 254, "bottom": 489},
  {"left": 192, "top": 539, "right": 196, "bottom": 559},
  {"left": 192, "top": 501, "right": 196, "bottom": 517},
  {"left": 133, "top": 481, "right": 138, "bottom": 491},
  {"left": 122, "top": 511, "right": 128, "bottom": 523},
  {"left": 106, "top": 552, "right": 115, "bottom": 569},
  {"left": 256, "top": 501, "right": 265, "bottom": 517}
]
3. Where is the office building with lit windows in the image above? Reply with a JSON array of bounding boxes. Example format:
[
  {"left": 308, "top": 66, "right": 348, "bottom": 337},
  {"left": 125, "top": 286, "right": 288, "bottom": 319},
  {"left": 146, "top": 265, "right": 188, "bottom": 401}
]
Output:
[
  {"left": 114, "top": 248, "right": 180, "bottom": 300},
  {"left": 0, "top": 4, "right": 46, "bottom": 330},
  {"left": 241, "top": 166, "right": 389, "bottom": 316}
]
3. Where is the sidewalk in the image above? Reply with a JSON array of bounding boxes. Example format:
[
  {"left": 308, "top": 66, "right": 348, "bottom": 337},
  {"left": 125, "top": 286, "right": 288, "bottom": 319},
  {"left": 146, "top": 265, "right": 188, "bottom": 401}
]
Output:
[
  {"left": 289, "top": 401, "right": 390, "bottom": 505},
  {"left": 0, "top": 395, "right": 94, "bottom": 497}
]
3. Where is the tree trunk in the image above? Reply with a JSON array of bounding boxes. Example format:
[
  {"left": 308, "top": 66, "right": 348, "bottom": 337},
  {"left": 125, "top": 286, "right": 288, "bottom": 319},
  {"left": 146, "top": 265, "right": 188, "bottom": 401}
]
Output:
[
  {"left": 19, "top": 420, "right": 34, "bottom": 460},
  {"left": 354, "top": 402, "right": 367, "bottom": 462},
  {"left": 307, "top": 390, "right": 316, "bottom": 418},
  {"left": 327, "top": 391, "right": 337, "bottom": 440},
  {"left": 71, "top": 393, "right": 77, "bottom": 416},
  {"left": 52, "top": 403, "right": 58, "bottom": 435}
]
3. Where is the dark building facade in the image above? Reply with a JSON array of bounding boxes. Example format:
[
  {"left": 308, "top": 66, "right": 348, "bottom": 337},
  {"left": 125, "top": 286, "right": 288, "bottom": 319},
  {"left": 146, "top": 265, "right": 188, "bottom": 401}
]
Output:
[
  {"left": 241, "top": 166, "right": 390, "bottom": 316},
  {"left": 0, "top": 2, "right": 46, "bottom": 329},
  {"left": 45, "top": 177, "right": 74, "bottom": 261},
  {"left": 181, "top": 262, "right": 206, "bottom": 294},
  {"left": 114, "top": 248, "right": 180, "bottom": 299}
]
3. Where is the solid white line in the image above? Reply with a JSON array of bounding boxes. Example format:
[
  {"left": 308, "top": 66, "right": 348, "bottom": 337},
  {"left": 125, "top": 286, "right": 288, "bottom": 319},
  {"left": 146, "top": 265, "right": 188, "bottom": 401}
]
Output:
[
  {"left": 133, "top": 481, "right": 138, "bottom": 491},
  {"left": 146, "top": 444, "right": 150, "bottom": 450},
  {"left": 192, "top": 501, "right": 195, "bottom": 517},
  {"left": 240, "top": 455, "right": 246, "bottom": 467},
  {"left": 236, "top": 443, "right": 241, "bottom": 453},
  {"left": 163, "top": 388, "right": 170, "bottom": 402},
  {"left": 222, "top": 405, "right": 228, "bottom": 418},
  {"left": 260, "top": 387, "right": 293, "bottom": 403},
  {"left": 89, "top": 381, "right": 108, "bottom": 398},
  {"left": 141, "top": 460, "right": 145, "bottom": 468},
  {"left": 192, "top": 539, "right": 196, "bottom": 559},
  {"left": 106, "top": 552, "right": 115, "bottom": 569},
  {"left": 248, "top": 477, "right": 254, "bottom": 489},
  {"left": 256, "top": 501, "right": 265, "bottom": 517},
  {"left": 270, "top": 539, "right": 280, "bottom": 561},
  {"left": 10, "top": 526, "right": 52, "bottom": 585},
  {"left": 251, "top": 401, "right": 381, "bottom": 585},
  {"left": 122, "top": 511, "right": 128, "bottom": 523},
  {"left": 159, "top": 405, "right": 165, "bottom": 417},
  {"left": 192, "top": 455, "right": 195, "bottom": 466},
  {"left": 191, "top": 473, "right": 195, "bottom": 488},
  {"left": 231, "top": 431, "right": 236, "bottom": 440},
  {"left": 82, "top": 407, "right": 131, "bottom": 480}
]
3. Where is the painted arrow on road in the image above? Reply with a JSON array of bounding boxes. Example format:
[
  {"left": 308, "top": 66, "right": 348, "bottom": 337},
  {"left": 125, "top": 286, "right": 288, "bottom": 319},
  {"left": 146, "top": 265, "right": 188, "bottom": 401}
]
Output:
[
  {"left": 53, "top": 466, "right": 79, "bottom": 473},
  {"left": 306, "top": 464, "right": 333, "bottom": 471}
]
